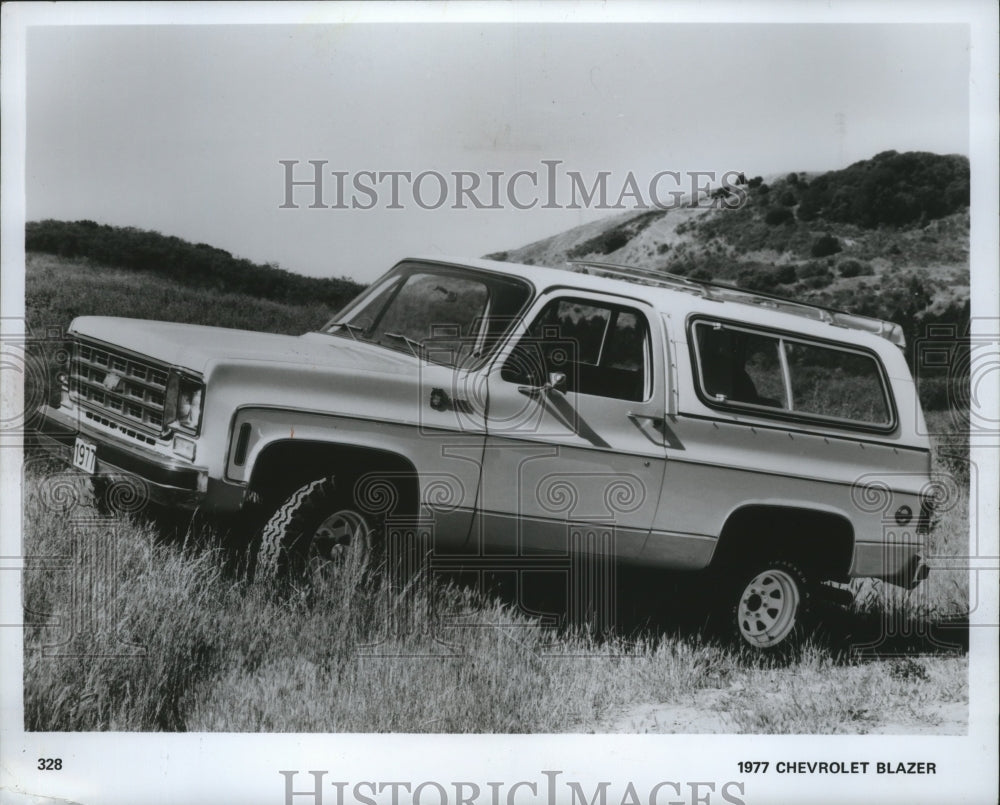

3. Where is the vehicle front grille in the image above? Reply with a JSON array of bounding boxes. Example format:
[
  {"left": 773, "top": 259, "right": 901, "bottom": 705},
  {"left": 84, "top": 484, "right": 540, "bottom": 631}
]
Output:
[{"left": 70, "top": 339, "right": 169, "bottom": 436}]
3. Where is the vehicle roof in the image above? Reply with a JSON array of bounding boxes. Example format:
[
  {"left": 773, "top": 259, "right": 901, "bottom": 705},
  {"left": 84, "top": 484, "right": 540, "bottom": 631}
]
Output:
[{"left": 407, "top": 255, "right": 906, "bottom": 353}]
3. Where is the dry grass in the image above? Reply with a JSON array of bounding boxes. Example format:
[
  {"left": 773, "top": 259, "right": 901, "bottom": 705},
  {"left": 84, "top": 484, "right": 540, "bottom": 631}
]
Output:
[
  {"left": 22, "top": 457, "right": 969, "bottom": 734},
  {"left": 26, "top": 252, "right": 333, "bottom": 336},
  {"left": 21, "top": 471, "right": 734, "bottom": 732},
  {"left": 722, "top": 647, "right": 966, "bottom": 733}
]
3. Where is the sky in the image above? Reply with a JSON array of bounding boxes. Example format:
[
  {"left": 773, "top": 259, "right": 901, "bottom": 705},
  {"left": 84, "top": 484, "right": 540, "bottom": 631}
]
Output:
[{"left": 25, "top": 18, "right": 970, "bottom": 284}]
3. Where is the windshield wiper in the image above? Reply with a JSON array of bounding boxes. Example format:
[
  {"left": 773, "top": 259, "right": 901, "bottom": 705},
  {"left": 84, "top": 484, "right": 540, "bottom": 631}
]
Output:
[
  {"left": 328, "top": 321, "right": 367, "bottom": 341},
  {"left": 383, "top": 332, "right": 426, "bottom": 359}
]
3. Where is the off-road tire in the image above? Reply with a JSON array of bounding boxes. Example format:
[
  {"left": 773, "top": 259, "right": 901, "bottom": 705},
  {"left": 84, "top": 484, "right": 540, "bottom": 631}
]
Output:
[
  {"left": 255, "top": 476, "right": 377, "bottom": 581},
  {"left": 728, "top": 559, "right": 812, "bottom": 652}
]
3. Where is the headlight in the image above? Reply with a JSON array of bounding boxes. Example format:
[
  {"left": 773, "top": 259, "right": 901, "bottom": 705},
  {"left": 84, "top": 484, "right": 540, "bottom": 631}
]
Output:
[{"left": 164, "top": 372, "right": 205, "bottom": 434}]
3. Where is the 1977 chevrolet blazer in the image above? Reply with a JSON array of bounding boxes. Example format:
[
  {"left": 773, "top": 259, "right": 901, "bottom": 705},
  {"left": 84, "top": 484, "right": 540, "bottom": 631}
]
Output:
[{"left": 32, "top": 257, "right": 934, "bottom": 649}]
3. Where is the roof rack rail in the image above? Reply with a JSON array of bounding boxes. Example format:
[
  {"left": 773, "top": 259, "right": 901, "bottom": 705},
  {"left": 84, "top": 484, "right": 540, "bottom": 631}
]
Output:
[
  {"left": 566, "top": 259, "right": 906, "bottom": 348},
  {"left": 568, "top": 260, "right": 717, "bottom": 300}
]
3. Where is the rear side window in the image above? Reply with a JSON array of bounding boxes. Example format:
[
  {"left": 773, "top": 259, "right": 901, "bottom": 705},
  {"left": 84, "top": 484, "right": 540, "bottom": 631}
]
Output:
[{"left": 691, "top": 320, "right": 893, "bottom": 429}]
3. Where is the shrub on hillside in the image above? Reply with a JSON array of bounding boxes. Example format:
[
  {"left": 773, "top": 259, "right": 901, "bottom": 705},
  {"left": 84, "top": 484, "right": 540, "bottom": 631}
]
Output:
[
  {"left": 765, "top": 207, "right": 795, "bottom": 226},
  {"left": 774, "top": 264, "right": 798, "bottom": 285},
  {"left": 733, "top": 266, "right": 782, "bottom": 293},
  {"left": 838, "top": 259, "right": 874, "bottom": 278},
  {"left": 796, "top": 261, "right": 833, "bottom": 280},
  {"left": 796, "top": 198, "right": 821, "bottom": 222},
  {"left": 794, "top": 151, "right": 969, "bottom": 228},
  {"left": 801, "top": 273, "right": 834, "bottom": 290},
  {"left": 811, "top": 234, "right": 842, "bottom": 258},
  {"left": 566, "top": 211, "right": 663, "bottom": 259}
]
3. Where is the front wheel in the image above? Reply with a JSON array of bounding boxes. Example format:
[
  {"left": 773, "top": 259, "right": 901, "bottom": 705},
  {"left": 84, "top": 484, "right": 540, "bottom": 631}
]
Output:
[
  {"left": 255, "top": 477, "right": 377, "bottom": 581},
  {"left": 730, "top": 560, "right": 812, "bottom": 651}
]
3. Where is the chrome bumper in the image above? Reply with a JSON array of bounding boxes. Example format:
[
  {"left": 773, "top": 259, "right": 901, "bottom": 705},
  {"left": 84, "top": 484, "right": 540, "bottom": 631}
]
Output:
[{"left": 29, "top": 404, "right": 209, "bottom": 508}]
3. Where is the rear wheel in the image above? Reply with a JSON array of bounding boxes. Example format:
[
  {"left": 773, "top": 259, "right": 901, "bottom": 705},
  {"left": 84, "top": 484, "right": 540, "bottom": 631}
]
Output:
[
  {"left": 729, "top": 559, "right": 811, "bottom": 651},
  {"left": 255, "top": 476, "right": 377, "bottom": 581}
]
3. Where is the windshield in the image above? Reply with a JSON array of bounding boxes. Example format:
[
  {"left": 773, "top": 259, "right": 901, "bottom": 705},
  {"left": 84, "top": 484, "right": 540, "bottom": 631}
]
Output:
[{"left": 322, "top": 263, "right": 533, "bottom": 368}]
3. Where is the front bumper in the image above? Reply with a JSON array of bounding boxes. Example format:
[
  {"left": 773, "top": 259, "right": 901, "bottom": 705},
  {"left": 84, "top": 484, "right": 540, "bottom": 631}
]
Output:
[{"left": 29, "top": 404, "right": 209, "bottom": 508}]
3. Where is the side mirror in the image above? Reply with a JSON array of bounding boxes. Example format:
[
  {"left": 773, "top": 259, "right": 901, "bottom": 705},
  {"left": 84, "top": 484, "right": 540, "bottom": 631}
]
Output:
[{"left": 517, "top": 370, "right": 567, "bottom": 397}]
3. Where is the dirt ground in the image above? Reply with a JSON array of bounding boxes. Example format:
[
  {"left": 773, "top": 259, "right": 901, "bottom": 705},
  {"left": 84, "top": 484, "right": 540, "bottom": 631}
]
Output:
[{"left": 584, "top": 688, "right": 967, "bottom": 734}]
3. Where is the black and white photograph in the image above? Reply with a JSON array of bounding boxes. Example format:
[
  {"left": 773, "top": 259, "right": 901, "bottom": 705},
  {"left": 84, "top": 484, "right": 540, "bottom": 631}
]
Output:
[{"left": 1, "top": 2, "right": 997, "bottom": 804}]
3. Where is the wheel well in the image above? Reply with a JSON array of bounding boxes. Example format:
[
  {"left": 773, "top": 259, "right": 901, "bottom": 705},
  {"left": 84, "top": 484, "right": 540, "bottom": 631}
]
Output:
[
  {"left": 711, "top": 505, "right": 854, "bottom": 582},
  {"left": 248, "top": 440, "right": 420, "bottom": 518}
]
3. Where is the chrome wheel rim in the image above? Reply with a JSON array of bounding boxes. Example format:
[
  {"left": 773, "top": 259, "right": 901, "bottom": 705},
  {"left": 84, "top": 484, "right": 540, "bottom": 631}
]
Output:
[{"left": 737, "top": 568, "right": 800, "bottom": 647}]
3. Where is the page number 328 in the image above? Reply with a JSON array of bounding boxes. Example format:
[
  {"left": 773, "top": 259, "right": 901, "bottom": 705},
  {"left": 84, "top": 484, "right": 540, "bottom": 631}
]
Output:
[{"left": 38, "top": 758, "right": 62, "bottom": 770}]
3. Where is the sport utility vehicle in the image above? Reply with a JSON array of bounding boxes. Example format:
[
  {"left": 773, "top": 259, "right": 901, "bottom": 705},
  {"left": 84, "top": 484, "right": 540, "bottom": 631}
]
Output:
[{"left": 32, "top": 257, "right": 933, "bottom": 650}]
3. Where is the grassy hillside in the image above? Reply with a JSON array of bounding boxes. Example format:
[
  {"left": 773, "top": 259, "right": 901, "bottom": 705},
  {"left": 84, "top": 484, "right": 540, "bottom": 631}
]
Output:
[
  {"left": 20, "top": 244, "right": 364, "bottom": 435},
  {"left": 26, "top": 252, "right": 339, "bottom": 336},
  {"left": 488, "top": 151, "right": 970, "bottom": 419},
  {"left": 26, "top": 219, "right": 364, "bottom": 310},
  {"left": 490, "top": 152, "right": 969, "bottom": 310}
]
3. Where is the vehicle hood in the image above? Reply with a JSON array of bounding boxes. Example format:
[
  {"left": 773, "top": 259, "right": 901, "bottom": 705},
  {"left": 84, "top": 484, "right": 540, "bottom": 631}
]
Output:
[{"left": 69, "top": 317, "right": 418, "bottom": 376}]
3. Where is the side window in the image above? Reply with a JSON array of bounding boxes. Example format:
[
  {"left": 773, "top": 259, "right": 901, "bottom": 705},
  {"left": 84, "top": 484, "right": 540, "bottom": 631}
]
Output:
[
  {"left": 784, "top": 341, "right": 890, "bottom": 425},
  {"left": 691, "top": 319, "right": 893, "bottom": 428},
  {"left": 502, "top": 298, "right": 651, "bottom": 402},
  {"left": 695, "top": 324, "right": 787, "bottom": 408}
]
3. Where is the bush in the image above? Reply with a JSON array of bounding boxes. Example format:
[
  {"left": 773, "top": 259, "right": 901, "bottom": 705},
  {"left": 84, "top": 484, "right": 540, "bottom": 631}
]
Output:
[
  {"left": 802, "top": 273, "right": 834, "bottom": 289},
  {"left": 794, "top": 151, "right": 969, "bottom": 229},
  {"left": 764, "top": 207, "right": 795, "bottom": 226},
  {"left": 566, "top": 211, "right": 662, "bottom": 259},
  {"left": 796, "top": 261, "right": 832, "bottom": 280},
  {"left": 811, "top": 234, "right": 842, "bottom": 258},
  {"left": 838, "top": 259, "right": 873, "bottom": 278},
  {"left": 774, "top": 264, "right": 798, "bottom": 284},
  {"left": 796, "top": 198, "right": 821, "bottom": 222}
]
